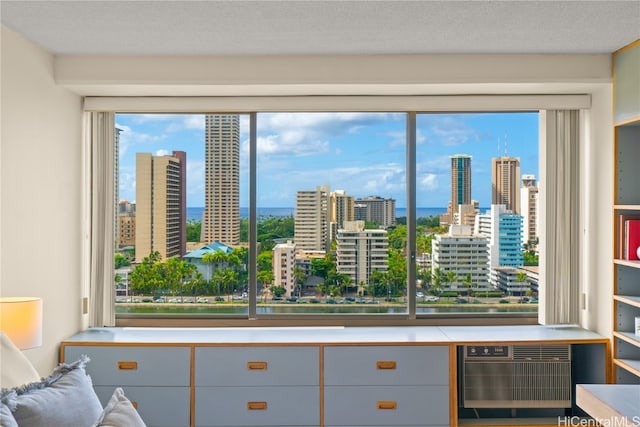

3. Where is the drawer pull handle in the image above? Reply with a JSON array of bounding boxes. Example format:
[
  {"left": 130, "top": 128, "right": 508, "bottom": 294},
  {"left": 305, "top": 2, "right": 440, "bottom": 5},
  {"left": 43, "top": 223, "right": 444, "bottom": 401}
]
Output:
[
  {"left": 247, "top": 361, "right": 268, "bottom": 370},
  {"left": 131, "top": 401, "right": 138, "bottom": 410},
  {"left": 376, "top": 360, "right": 397, "bottom": 370},
  {"left": 377, "top": 401, "right": 397, "bottom": 410},
  {"left": 247, "top": 401, "right": 268, "bottom": 410},
  {"left": 117, "top": 361, "right": 138, "bottom": 370}
]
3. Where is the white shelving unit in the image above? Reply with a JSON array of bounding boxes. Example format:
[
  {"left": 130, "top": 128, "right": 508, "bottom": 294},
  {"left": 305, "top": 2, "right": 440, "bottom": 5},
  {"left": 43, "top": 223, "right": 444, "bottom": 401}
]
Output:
[{"left": 613, "top": 39, "right": 640, "bottom": 384}]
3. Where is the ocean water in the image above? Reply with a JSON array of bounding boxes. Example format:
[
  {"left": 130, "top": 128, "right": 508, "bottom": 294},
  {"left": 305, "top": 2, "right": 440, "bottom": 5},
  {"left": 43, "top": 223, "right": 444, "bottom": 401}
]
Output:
[{"left": 187, "top": 207, "right": 447, "bottom": 222}]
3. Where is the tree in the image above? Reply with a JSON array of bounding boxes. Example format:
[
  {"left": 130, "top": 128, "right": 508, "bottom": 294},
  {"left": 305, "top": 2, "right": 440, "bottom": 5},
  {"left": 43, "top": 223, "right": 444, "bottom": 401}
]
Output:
[
  {"left": 310, "top": 254, "right": 335, "bottom": 279},
  {"left": 387, "top": 249, "right": 407, "bottom": 296},
  {"left": 202, "top": 250, "right": 227, "bottom": 284},
  {"left": 129, "top": 251, "right": 164, "bottom": 297},
  {"left": 201, "top": 252, "right": 216, "bottom": 284},
  {"left": 339, "top": 274, "right": 353, "bottom": 296},
  {"left": 270, "top": 286, "right": 285, "bottom": 298},
  {"left": 186, "top": 220, "right": 201, "bottom": 242},
  {"left": 515, "top": 271, "right": 529, "bottom": 297},
  {"left": 257, "top": 251, "right": 273, "bottom": 272},
  {"left": 114, "top": 253, "right": 131, "bottom": 269},
  {"left": 294, "top": 267, "right": 307, "bottom": 298},
  {"left": 462, "top": 273, "right": 473, "bottom": 301},
  {"left": 444, "top": 270, "right": 458, "bottom": 299},
  {"left": 430, "top": 268, "right": 445, "bottom": 298}
]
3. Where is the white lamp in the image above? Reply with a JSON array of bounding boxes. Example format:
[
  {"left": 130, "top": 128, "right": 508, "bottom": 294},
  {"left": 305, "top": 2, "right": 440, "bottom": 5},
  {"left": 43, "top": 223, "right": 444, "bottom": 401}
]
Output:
[{"left": 0, "top": 297, "right": 43, "bottom": 349}]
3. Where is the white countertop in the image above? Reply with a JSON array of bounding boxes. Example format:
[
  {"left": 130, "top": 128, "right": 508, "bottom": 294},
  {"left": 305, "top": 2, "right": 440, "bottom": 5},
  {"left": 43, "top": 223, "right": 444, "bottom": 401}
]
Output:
[
  {"left": 576, "top": 384, "right": 640, "bottom": 427},
  {"left": 62, "top": 325, "right": 606, "bottom": 345}
]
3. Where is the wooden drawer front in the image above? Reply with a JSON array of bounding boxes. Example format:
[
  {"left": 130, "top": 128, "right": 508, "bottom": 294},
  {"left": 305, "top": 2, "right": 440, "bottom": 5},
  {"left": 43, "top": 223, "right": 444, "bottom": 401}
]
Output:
[
  {"left": 195, "top": 346, "right": 319, "bottom": 386},
  {"left": 94, "top": 385, "right": 190, "bottom": 427},
  {"left": 195, "top": 386, "right": 319, "bottom": 426},
  {"left": 324, "top": 385, "right": 449, "bottom": 426},
  {"left": 324, "top": 345, "right": 448, "bottom": 386},
  {"left": 64, "top": 345, "right": 190, "bottom": 386}
]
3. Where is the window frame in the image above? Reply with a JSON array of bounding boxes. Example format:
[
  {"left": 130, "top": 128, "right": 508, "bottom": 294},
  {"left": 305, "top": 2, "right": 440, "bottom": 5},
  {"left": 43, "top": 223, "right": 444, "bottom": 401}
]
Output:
[{"left": 84, "top": 95, "right": 589, "bottom": 327}]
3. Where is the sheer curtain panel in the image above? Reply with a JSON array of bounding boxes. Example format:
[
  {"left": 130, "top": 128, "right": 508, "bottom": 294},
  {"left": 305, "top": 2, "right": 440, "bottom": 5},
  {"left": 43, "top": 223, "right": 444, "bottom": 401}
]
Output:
[
  {"left": 84, "top": 112, "right": 116, "bottom": 327},
  {"left": 539, "top": 110, "right": 581, "bottom": 325}
]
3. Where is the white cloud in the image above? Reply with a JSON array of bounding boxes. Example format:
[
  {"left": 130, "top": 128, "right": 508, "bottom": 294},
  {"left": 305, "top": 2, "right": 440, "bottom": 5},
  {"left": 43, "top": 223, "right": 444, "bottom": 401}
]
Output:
[
  {"left": 155, "top": 149, "right": 171, "bottom": 156},
  {"left": 165, "top": 115, "right": 205, "bottom": 132},
  {"left": 254, "top": 112, "right": 402, "bottom": 157},
  {"left": 118, "top": 167, "right": 136, "bottom": 202},
  {"left": 419, "top": 173, "right": 438, "bottom": 190},
  {"left": 421, "top": 115, "right": 481, "bottom": 146},
  {"left": 116, "top": 122, "right": 168, "bottom": 159}
]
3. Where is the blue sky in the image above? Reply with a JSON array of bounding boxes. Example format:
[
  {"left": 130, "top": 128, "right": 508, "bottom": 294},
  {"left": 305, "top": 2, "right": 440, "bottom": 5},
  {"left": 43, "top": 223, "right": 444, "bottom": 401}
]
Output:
[{"left": 116, "top": 112, "right": 538, "bottom": 208}]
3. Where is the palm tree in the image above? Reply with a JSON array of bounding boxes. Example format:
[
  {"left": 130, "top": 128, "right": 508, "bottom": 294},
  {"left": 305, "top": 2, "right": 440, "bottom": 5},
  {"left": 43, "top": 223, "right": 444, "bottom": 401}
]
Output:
[
  {"left": 257, "top": 270, "right": 274, "bottom": 301},
  {"left": 429, "top": 268, "right": 444, "bottom": 298},
  {"left": 340, "top": 274, "right": 353, "bottom": 296},
  {"left": 293, "top": 267, "right": 306, "bottom": 298},
  {"left": 515, "top": 271, "right": 528, "bottom": 300},
  {"left": 463, "top": 273, "right": 473, "bottom": 302},
  {"left": 201, "top": 252, "right": 216, "bottom": 284}
]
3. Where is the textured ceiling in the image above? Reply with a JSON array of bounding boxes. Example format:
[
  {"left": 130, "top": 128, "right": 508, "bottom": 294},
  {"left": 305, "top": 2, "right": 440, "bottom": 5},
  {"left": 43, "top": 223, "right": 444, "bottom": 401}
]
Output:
[{"left": 1, "top": 0, "right": 639, "bottom": 56}]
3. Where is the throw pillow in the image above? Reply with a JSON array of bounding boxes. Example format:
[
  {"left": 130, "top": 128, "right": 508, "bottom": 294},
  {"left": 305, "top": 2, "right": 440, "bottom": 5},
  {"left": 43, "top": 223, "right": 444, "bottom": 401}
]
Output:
[
  {"left": 93, "top": 387, "right": 146, "bottom": 427},
  {"left": 0, "top": 391, "right": 18, "bottom": 427},
  {"left": 1, "top": 355, "right": 103, "bottom": 427}
]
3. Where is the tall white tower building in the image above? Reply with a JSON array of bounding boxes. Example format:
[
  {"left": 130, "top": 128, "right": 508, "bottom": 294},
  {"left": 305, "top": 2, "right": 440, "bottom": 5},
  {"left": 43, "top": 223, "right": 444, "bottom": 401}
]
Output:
[
  {"left": 202, "top": 114, "right": 240, "bottom": 246},
  {"left": 520, "top": 174, "right": 539, "bottom": 246},
  {"left": 336, "top": 221, "right": 388, "bottom": 290},
  {"left": 272, "top": 240, "right": 297, "bottom": 297}
]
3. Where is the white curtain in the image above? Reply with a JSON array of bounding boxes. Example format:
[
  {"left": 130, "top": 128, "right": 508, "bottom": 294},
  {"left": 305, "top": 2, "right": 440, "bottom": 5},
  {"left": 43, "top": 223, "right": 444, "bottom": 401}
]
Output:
[
  {"left": 84, "top": 111, "right": 116, "bottom": 327},
  {"left": 539, "top": 110, "right": 581, "bottom": 325}
]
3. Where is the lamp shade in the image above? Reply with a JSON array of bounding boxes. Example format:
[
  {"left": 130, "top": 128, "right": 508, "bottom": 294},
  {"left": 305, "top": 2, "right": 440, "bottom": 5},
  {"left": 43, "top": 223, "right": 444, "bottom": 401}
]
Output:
[{"left": 0, "top": 297, "right": 42, "bottom": 349}]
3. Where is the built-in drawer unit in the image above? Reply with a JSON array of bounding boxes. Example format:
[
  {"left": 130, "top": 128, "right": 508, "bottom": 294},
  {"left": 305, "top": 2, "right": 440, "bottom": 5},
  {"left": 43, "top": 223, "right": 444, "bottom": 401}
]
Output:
[
  {"left": 63, "top": 345, "right": 191, "bottom": 427},
  {"left": 194, "top": 346, "right": 320, "bottom": 426},
  {"left": 323, "top": 345, "right": 449, "bottom": 426}
]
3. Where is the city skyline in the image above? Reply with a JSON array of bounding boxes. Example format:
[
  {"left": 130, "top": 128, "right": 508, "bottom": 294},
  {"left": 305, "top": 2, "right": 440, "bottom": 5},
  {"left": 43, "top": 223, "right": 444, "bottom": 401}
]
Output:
[{"left": 115, "top": 112, "right": 539, "bottom": 208}]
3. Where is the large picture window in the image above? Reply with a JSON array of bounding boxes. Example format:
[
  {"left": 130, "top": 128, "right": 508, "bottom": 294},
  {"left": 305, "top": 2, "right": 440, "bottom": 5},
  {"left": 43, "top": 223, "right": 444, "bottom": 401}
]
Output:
[{"left": 108, "top": 108, "right": 545, "bottom": 323}]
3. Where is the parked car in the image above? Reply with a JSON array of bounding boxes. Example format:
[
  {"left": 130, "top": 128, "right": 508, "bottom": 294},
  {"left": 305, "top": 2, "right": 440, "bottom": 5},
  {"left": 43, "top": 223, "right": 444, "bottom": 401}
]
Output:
[
  {"left": 424, "top": 296, "right": 440, "bottom": 302},
  {"left": 196, "top": 297, "right": 208, "bottom": 303}
]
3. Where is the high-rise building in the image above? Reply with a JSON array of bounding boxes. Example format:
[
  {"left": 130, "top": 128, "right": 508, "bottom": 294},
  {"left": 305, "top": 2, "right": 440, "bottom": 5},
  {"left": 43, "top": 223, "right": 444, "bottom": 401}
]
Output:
[
  {"left": 520, "top": 174, "right": 539, "bottom": 247},
  {"left": 135, "top": 152, "right": 185, "bottom": 261},
  {"left": 330, "top": 190, "right": 354, "bottom": 242},
  {"left": 336, "top": 221, "right": 388, "bottom": 291},
  {"left": 475, "top": 204, "right": 523, "bottom": 285},
  {"left": 117, "top": 199, "right": 136, "bottom": 248},
  {"left": 441, "top": 154, "right": 473, "bottom": 226},
  {"left": 492, "top": 156, "right": 521, "bottom": 214},
  {"left": 272, "top": 240, "right": 297, "bottom": 297},
  {"left": 354, "top": 196, "right": 396, "bottom": 227},
  {"left": 451, "top": 154, "right": 472, "bottom": 211},
  {"left": 295, "top": 184, "right": 330, "bottom": 252},
  {"left": 114, "top": 127, "right": 123, "bottom": 249},
  {"left": 431, "top": 225, "right": 490, "bottom": 293},
  {"left": 172, "top": 150, "right": 187, "bottom": 256},
  {"left": 202, "top": 114, "right": 240, "bottom": 246}
]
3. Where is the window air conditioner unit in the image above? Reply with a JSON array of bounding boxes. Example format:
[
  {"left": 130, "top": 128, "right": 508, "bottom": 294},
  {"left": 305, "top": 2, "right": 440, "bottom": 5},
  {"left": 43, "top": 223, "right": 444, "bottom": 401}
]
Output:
[{"left": 462, "top": 344, "right": 572, "bottom": 409}]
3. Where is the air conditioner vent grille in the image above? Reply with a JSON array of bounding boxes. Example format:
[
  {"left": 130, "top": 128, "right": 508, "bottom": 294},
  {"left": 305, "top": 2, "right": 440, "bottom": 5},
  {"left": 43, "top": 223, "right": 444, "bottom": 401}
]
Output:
[
  {"left": 462, "top": 344, "right": 572, "bottom": 409},
  {"left": 512, "top": 344, "right": 571, "bottom": 361}
]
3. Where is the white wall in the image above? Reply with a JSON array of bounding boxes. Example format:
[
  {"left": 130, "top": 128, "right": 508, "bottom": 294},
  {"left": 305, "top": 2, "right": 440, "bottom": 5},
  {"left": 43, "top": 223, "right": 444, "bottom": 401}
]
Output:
[
  {"left": 580, "top": 85, "right": 614, "bottom": 337},
  {"left": 1, "top": 27, "right": 84, "bottom": 374},
  {"left": 0, "top": 24, "right": 616, "bottom": 374}
]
